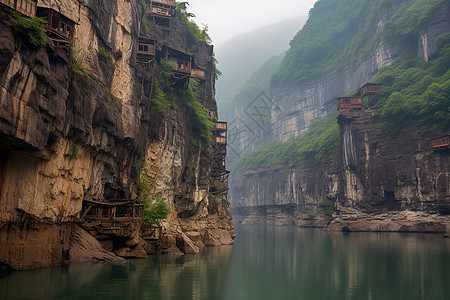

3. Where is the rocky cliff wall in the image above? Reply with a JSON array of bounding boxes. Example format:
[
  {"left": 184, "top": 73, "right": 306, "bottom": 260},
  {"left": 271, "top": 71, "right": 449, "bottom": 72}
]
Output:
[
  {"left": 230, "top": 3, "right": 450, "bottom": 231},
  {"left": 0, "top": 0, "right": 233, "bottom": 270},
  {"left": 232, "top": 109, "right": 450, "bottom": 232},
  {"left": 270, "top": 4, "right": 450, "bottom": 142}
]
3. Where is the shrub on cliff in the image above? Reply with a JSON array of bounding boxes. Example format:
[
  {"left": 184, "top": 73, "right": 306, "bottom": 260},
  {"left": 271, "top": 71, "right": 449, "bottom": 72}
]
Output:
[
  {"left": 180, "top": 79, "right": 214, "bottom": 148},
  {"left": 271, "top": 0, "right": 448, "bottom": 87},
  {"left": 70, "top": 55, "right": 91, "bottom": 87},
  {"left": 175, "top": 2, "right": 210, "bottom": 52},
  {"left": 13, "top": 14, "right": 47, "bottom": 48},
  {"left": 151, "top": 60, "right": 177, "bottom": 113},
  {"left": 142, "top": 197, "right": 170, "bottom": 226},
  {"left": 234, "top": 116, "right": 339, "bottom": 171},
  {"left": 371, "top": 36, "right": 450, "bottom": 133}
]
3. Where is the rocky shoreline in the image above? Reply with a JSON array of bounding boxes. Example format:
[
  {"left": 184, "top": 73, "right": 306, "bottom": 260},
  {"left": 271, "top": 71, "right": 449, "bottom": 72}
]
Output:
[{"left": 233, "top": 207, "right": 450, "bottom": 236}]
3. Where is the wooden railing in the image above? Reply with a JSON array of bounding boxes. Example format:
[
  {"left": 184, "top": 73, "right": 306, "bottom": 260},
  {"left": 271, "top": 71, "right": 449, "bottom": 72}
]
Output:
[
  {"left": 431, "top": 135, "right": 449, "bottom": 150},
  {"left": 215, "top": 122, "right": 227, "bottom": 131},
  {"left": 215, "top": 136, "right": 227, "bottom": 145},
  {"left": 82, "top": 200, "right": 143, "bottom": 223},
  {"left": 337, "top": 97, "right": 363, "bottom": 110},
  {"left": 150, "top": 0, "right": 175, "bottom": 7}
]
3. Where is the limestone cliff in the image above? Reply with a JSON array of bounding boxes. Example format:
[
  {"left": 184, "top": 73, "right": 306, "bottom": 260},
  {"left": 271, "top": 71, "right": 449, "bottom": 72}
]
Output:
[
  {"left": 230, "top": 2, "right": 450, "bottom": 231},
  {"left": 0, "top": 0, "right": 233, "bottom": 270},
  {"left": 232, "top": 109, "right": 449, "bottom": 232},
  {"left": 270, "top": 2, "right": 449, "bottom": 142}
]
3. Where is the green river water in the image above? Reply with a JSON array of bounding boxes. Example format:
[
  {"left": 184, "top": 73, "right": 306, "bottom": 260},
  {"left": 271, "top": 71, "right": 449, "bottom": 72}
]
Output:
[{"left": 1, "top": 224, "right": 450, "bottom": 299}]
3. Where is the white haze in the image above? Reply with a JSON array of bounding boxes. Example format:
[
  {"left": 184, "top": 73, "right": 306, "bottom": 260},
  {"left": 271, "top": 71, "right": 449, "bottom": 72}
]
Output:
[{"left": 188, "top": 0, "right": 318, "bottom": 46}]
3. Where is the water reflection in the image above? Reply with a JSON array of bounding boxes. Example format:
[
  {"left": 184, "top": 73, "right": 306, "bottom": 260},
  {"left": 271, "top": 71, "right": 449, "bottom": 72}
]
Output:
[
  {"left": 1, "top": 226, "right": 450, "bottom": 300},
  {"left": 225, "top": 225, "right": 450, "bottom": 300},
  {"left": 0, "top": 245, "right": 234, "bottom": 300}
]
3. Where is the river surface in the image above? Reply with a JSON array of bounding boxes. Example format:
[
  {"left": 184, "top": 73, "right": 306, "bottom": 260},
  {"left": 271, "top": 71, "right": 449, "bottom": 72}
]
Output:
[{"left": 2, "top": 224, "right": 450, "bottom": 299}]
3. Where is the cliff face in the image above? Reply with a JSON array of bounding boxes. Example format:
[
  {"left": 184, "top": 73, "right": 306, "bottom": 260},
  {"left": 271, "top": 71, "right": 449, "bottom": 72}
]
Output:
[
  {"left": 270, "top": 3, "right": 449, "bottom": 142},
  {"left": 0, "top": 0, "right": 233, "bottom": 270},
  {"left": 230, "top": 3, "right": 450, "bottom": 231},
  {"left": 232, "top": 109, "right": 450, "bottom": 231}
]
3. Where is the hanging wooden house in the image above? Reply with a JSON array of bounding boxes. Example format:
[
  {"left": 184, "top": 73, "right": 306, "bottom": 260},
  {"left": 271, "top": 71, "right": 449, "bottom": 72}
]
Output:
[
  {"left": 145, "top": 0, "right": 175, "bottom": 26},
  {"left": 137, "top": 36, "right": 157, "bottom": 63},
  {"left": 358, "top": 83, "right": 382, "bottom": 97},
  {"left": 214, "top": 121, "right": 227, "bottom": 132},
  {"left": 36, "top": 6, "right": 77, "bottom": 47},
  {"left": 1, "top": 0, "right": 37, "bottom": 18},
  {"left": 337, "top": 97, "right": 363, "bottom": 111},
  {"left": 163, "top": 46, "right": 191, "bottom": 83}
]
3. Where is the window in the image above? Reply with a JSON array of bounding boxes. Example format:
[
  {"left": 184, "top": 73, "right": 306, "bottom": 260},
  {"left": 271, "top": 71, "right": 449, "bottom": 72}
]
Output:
[{"left": 138, "top": 44, "right": 149, "bottom": 52}]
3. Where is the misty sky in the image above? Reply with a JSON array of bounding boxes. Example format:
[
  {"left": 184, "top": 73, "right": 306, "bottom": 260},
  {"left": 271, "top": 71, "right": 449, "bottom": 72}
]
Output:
[{"left": 188, "top": 0, "right": 318, "bottom": 45}]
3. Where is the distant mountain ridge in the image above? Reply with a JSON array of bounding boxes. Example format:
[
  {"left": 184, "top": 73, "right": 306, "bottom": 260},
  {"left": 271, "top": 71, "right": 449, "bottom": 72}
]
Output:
[{"left": 215, "top": 17, "right": 307, "bottom": 114}]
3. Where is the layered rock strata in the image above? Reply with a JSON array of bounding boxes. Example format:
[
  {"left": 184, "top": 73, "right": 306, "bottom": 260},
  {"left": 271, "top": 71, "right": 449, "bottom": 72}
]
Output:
[
  {"left": 230, "top": 3, "right": 450, "bottom": 233},
  {"left": 0, "top": 0, "right": 233, "bottom": 270},
  {"left": 231, "top": 109, "right": 449, "bottom": 233}
]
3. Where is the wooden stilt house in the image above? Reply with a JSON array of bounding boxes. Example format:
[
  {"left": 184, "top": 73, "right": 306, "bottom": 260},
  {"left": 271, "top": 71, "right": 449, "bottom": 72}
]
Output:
[
  {"left": 358, "top": 83, "right": 382, "bottom": 97},
  {"left": 144, "top": 0, "right": 175, "bottom": 27},
  {"left": 137, "top": 36, "right": 157, "bottom": 64},
  {"left": 36, "top": 6, "right": 77, "bottom": 47},
  {"left": 163, "top": 45, "right": 191, "bottom": 84}
]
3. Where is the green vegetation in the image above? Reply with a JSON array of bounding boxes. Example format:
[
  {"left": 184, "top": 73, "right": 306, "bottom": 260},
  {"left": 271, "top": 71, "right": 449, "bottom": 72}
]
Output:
[
  {"left": 175, "top": 2, "right": 211, "bottom": 53},
  {"left": 209, "top": 178, "right": 225, "bottom": 197},
  {"left": 135, "top": 162, "right": 170, "bottom": 226},
  {"left": 382, "top": 0, "right": 448, "bottom": 45},
  {"left": 105, "top": 87, "right": 121, "bottom": 106},
  {"left": 272, "top": 0, "right": 448, "bottom": 86},
  {"left": 212, "top": 52, "right": 222, "bottom": 80},
  {"left": 234, "top": 116, "right": 339, "bottom": 171},
  {"left": 189, "top": 136, "right": 199, "bottom": 154},
  {"left": 179, "top": 79, "right": 214, "bottom": 148},
  {"left": 142, "top": 197, "right": 170, "bottom": 226},
  {"left": 150, "top": 60, "right": 177, "bottom": 113},
  {"left": 370, "top": 38, "right": 450, "bottom": 133},
  {"left": 318, "top": 200, "right": 334, "bottom": 217},
  {"left": 70, "top": 145, "right": 78, "bottom": 159},
  {"left": 13, "top": 14, "right": 47, "bottom": 47},
  {"left": 98, "top": 46, "right": 113, "bottom": 59},
  {"left": 150, "top": 61, "right": 213, "bottom": 147},
  {"left": 141, "top": 17, "right": 151, "bottom": 36},
  {"left": 305, "top": 211, "right": 317, "bottom": 219},
  {"left": 70, "top": 55, "right": 91, "bottom": 86},
  {"left": 230, "top": 0, "right": 449, "bottom": 174}
]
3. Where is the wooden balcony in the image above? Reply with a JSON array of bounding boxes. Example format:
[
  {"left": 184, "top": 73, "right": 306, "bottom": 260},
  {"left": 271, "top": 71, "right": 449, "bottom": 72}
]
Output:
[
  {"left": 337, "top": 97, "right": 363, "bottom": 111},
  {"left": 1, "top": 0, "right": 37, "bottom": 18},
  {"left": 430, "top": 135, "right": 449, "bottom": 150},
  {"left": 214, "top": 121, "right": 227, "bottom": 132},
  {"left": 145, "top": 0, "right": 175, "bottom": 19},
  {"left": 215, "top": 136, "right": 227, "bottom": 145},
  {"left": 81, "top": 200, "right": 143, "bottom": 224}
]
